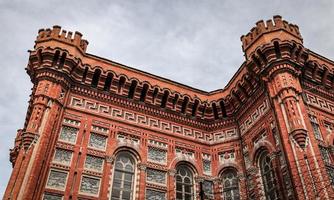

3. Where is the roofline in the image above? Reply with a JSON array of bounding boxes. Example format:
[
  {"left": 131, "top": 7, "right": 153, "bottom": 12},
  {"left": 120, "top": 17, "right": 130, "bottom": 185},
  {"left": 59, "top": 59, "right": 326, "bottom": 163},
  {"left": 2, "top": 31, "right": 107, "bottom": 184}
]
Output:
[{"left": 86, "top": 52, "right": 230, "bottom": 95}]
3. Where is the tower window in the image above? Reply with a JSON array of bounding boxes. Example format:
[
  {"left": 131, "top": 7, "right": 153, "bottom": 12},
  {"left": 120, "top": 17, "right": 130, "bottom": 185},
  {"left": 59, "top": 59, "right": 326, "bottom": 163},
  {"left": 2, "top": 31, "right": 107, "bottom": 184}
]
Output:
[
  {"left": 91, "top": 69, "right": 101, "bottom": 88},
  {"left": 82, "top": 67, "right": 88, "bottom": 83},
  {"left": 160, "top": 90, "right": 169, "bottom": 108},
  {"left": 118, "top": 76, "right": 126, "bottom": 94},
  {"left": 274, "top": 41, "right": 282, "bottom": 59},
  {"left": 181, "top": 97, "right": 189, "bottom": 114},
  {"left": 52, "top": 50, "right": 60, "bottom": 67},
  {"left": 192, "top": 100, "right": 199, "bottom": 117},
  {"left": 58, "top": 52, "right": 66, "bottom": 69},
  {"left": 212, "top": 103, "right": 219, "bottom": 120},
  {"left": 103, "top": 73, "right": 113, "bottom": 91},
  {"left": 139, "top": 84, "right": 149, "bottom": 102},
  {"left": 152, "top": 88, "right": 159, "bottom": 104},
  {"left": 220, "top": 100, "right": 227, "bottom": 118},
  {"left": 172, "top": 94, "right": 179, "bottom": 109},
  {"left": 128, "top": 80, "right": 137, "bottom": 99}
]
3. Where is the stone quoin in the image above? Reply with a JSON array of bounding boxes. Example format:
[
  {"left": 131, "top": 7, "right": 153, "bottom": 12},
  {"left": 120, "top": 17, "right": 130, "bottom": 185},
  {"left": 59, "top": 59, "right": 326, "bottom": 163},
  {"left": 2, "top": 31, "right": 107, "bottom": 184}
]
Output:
[{"left": 4, "top": 16, "right": 334, "bottom": 200}]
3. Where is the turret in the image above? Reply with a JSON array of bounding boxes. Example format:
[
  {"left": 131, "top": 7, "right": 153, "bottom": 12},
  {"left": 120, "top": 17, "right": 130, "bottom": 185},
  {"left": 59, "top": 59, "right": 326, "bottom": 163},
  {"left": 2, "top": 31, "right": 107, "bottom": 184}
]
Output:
[
  {"left": 35, "top": 25, "right": 89, "bottom": 54},
  {"left": 241, "top": 15, "right": 303, "bottom": 59}
]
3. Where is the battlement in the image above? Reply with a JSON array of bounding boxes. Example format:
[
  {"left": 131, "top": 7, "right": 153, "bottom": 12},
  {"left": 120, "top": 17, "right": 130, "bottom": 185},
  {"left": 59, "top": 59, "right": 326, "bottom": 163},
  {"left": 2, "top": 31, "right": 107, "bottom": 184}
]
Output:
[
  {"left": 241, "top": 15, "right": 302, "bottom": 55},
  {"left": 36, "top": 25, "right": 89, "bottom": 53}
]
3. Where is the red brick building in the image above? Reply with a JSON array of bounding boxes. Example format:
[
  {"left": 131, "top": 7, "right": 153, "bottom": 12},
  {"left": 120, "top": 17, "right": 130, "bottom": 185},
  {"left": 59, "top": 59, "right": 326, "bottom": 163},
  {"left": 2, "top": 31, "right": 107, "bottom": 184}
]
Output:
[{"left": 4, "top": 16, "right": 334, "bottom": 200}]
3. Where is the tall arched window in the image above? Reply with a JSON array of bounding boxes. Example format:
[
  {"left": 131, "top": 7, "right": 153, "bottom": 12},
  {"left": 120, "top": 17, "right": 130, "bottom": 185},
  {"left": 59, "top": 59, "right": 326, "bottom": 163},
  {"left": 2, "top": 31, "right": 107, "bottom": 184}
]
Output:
[
  {"left": 111, "top": 153, "right": 135, "bottom": 200},
  {"left": 176, "top": 165, "right": 194, "bottom": 200},
  {"left": 259, "top": 151, "right": 278, "bottom": 200},
  {"left": 222, "top": 169, "right": 240, "bottom": 200}
]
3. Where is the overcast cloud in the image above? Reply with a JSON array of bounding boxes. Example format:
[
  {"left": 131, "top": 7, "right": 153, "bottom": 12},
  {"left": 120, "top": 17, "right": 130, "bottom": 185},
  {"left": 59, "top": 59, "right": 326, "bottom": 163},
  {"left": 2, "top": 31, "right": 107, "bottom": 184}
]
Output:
[{"left": 0, "top": 0, "right": 333, "bottom": 196}]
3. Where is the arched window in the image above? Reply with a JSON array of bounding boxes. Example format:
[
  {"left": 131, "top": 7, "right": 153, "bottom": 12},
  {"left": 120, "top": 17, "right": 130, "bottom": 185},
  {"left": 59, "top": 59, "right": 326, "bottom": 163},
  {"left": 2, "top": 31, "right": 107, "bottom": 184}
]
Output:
[
  {"left": 139, "top": 84, "right": 149, "bottom": 102},
  {"left": 58, "top": 52, "right": 66, "bottom": 69},
  {"left": 181, "top": 97, "right": 189, "bottom": 114},
  {"left": 212, "top": 102, "right": 219, "bottom": 120},
  {"left": 160, "top": 90, "right": 169, "bottom": 108},
  {"left": 52, "top": 50, "right": 60, "bottom": 67},
  {"left": 82, "top": 66, "right": 88, "bottom": 83},
  {"left": 128, "top": 80, "right": 137, "bottom": 99},
  {"left": 176, "top": 165, "right": 194, "bottom": 200},
  {"left": 103, "top": 73, "right": 113, "bottom": 91},
  {"left": 221, "top": 169, "right": 240, "bottom": 200},
  {"left": 111, "top": 153, "right": 135, "bottom": 200},
  {"left": 259, "top": 151, "right": 278, "bottom": 200},
  {"left": 91, "top": 69, "right": 101, "bottom": 88}
]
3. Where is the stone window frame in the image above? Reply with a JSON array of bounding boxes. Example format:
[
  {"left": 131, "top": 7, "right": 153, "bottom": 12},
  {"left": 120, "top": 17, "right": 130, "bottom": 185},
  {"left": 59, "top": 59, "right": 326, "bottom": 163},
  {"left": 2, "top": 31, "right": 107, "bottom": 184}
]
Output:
[
  {"left": 221, "top": 168, "right": 240, "bottom": 200},
  {"left": 58, "top": 125, "right": 79, "bottom": 145},
  {"left": 79, "top": 175, "right": 102, "bottom": 197},
  {"left": 84, "top": 154, "right": 105, "bottom": 172},
  {"left": 202, "top": 160, "right": 212, "bottom": 175},
  {"left": 88, "top": 132, "right": 108, "bottom": 151},
  {"left": 146, "top": 168, "right": 167, "bottom": 186},
  {"left": 258, "top": 151, "right": 279, "bottom": 200},
  {"left": 145, "top": 188, "right": 167, "bottom": 200},
  {"left": 45, "top": 169, "right": 69, "bottom": 191},
  {"left": 43, "top": 193, "right": 64, "bottom": 200},
  {"left": 42, "top": 192, "right": 64, "bottom": 200},
  {"left": 147, "top": 146, "right": 167, "bottom": 165},
  {"left": 110, "top": 152, "right": 138, "bottom": 200},
  {"left": 52, "top": 148, "right": 73, "bottom": 166},
  {"left": 175, "top": 164, "right": 195, "bottom": 200},
  {"left": 309, "top": 115, "right": 323, "bottom": 140}
]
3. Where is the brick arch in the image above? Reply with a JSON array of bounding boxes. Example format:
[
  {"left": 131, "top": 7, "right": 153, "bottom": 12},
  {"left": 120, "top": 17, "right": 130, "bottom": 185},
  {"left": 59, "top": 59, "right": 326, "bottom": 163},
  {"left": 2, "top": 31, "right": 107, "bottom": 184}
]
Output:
[
  {"left": 115, "top": 73, "right": 130, "bottom": 81},
  {"left": 91, "top": 65, "right": 104, "bottom": 72},
  {"left": 170, "top": 159, "right": 200, "bottom": 175},
  {"left": 107, "top": 146, "right": 142, "bottom": 200},
  {"left": 140, "top": 80, "right": 152, "bottom": 87},
  {"left": 251, "top": 140, "right": 276, "bottom": 166},
  {"left": 111, "top": 145, "right": 142, "bottom": 163},
  {"left": 128, "top": 77, "right": 140, "bottom": 84},
  {"left": 217, "top": 163, "right": 242, "bottom": 176}
]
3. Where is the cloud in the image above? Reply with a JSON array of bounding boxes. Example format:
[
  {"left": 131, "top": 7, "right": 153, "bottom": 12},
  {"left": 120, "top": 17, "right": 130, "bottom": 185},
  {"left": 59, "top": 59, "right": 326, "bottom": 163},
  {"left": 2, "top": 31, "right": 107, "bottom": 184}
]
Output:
[{"left": 0, "top": 0, "right": 333, "bottom": 196}]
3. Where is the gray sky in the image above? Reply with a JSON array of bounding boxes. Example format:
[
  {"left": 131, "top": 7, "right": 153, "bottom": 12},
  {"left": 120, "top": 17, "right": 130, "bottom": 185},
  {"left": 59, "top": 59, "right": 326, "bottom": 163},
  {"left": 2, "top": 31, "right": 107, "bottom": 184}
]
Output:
[{"left": 0, "top": 0, "right": 333, "bottom": 196}]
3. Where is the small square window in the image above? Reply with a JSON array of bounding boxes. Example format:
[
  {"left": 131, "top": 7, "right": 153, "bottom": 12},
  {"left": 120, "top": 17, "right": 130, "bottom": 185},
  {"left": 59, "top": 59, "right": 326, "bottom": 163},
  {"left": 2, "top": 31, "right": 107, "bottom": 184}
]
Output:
[
  {"left": 58, "top": 126, "right": 78, "bottom": 144},
  {"left": 84, "top": 155, "right": 104, "bottom": 172},
  {"left": 46, "top": 169, "right": 68, "bottom": 190},
  {"left": 88, "top": 133, "right": 107, "bottom": 150},
  {"left": 53, "top": 148, "right": 72, "bottom": 166},
  {"left": 80, "top": 176, "right": 101, "bottom": 196}
]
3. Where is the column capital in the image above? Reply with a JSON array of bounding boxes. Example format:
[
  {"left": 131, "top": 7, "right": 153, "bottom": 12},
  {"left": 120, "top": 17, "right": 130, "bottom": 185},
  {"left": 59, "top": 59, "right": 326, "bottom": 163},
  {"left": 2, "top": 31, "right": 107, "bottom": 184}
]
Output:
[
  {"left": 168, "top": 169, "right": 177, "bottom": 177},
  {"left": 137, "top": 163, "right": 147, "bottom": 171},
  {"left": 105, "top": 155, "right": 115, "bottom": 163}
]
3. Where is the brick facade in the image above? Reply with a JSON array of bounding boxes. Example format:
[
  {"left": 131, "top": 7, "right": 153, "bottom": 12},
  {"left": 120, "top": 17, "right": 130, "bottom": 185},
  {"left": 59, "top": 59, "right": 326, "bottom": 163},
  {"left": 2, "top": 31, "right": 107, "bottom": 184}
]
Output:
[{"left": 4, "top": 16, "right": 334, "bottom": 200}]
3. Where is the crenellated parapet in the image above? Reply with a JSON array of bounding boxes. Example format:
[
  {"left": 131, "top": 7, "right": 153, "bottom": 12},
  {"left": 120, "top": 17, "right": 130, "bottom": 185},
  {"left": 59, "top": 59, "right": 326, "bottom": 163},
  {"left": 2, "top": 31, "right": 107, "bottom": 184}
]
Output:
[
  {"left": 36, "top": 25, "right": 88, "bottom": 53},
  {"left": 241, "top": 15, "right": 302, "bottom": 59},
  {"left": 26, "top": 20, "right": 334, "bottom": 133}
]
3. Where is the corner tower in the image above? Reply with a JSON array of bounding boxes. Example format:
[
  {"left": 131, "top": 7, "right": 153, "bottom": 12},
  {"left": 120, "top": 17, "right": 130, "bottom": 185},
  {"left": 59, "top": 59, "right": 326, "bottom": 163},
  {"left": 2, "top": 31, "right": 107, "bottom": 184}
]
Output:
[
  {"left": 4, "top": 26, "right": 89, "bottom": 199},
  {"left": 241, "top": 16, "right": 334, "bottom": 199}
]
